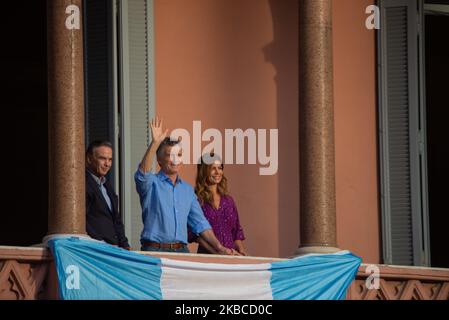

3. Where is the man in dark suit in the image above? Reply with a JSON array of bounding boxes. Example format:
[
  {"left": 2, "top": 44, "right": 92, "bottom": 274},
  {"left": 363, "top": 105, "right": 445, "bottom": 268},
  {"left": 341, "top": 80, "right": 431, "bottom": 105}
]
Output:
[{"left": 86, "top": 141, "right": 130, "bottom": 249}]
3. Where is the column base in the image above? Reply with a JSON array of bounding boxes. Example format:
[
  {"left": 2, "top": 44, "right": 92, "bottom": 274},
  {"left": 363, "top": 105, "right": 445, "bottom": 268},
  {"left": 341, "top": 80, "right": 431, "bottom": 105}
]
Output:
[
  {"left": 295, "top": 246, "right": 341, "bottom": 256},
  {"left": 42, "top": 234, "right": 92, "bottom": 247}
]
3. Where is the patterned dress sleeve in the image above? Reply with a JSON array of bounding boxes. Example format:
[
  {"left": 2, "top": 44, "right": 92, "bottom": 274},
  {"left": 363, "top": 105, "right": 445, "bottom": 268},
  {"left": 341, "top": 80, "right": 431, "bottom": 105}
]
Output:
[{"left": 229, "top": 196, "right": 245, "bottom": 241}]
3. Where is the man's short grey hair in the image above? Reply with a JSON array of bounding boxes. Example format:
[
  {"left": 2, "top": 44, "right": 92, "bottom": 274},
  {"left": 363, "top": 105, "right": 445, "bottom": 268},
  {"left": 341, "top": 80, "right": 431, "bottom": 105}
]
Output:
[{"left": 156, "top": 137, "right": 180, "bottom": 158}]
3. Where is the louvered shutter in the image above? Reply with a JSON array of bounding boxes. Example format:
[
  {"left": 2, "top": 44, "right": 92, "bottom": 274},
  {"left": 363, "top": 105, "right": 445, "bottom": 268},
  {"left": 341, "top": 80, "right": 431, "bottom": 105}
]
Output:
[
  {"left": 119, "top": 0, "right": 155, "bottom": 249},
  {"left": 84, "top": 0, "right": 116, "bottom": 185},
  {"left": 379, "top": 0, "right": 429, "bottom": 266},
  {"left": 84, "top": 0, "right": 114, "bottom": 146}
]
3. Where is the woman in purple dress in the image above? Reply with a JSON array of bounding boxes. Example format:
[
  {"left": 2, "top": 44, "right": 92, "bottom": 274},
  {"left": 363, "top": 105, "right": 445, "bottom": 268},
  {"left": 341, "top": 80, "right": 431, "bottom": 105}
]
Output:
[{"left": 192, "top": 154, "right": 247, "bottom": 255}]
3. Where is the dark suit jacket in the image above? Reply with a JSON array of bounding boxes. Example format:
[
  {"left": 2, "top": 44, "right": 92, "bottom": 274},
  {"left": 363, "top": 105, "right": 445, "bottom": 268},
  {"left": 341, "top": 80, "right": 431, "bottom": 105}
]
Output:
[{"left": 86, "top": 171, "right": 130, "bottom": 248}]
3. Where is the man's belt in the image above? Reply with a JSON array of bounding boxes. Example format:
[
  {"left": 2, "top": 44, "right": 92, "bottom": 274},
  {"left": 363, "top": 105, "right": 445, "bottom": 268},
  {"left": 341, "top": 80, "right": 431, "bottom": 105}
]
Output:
[{"left": 142, "top": 241, "right": 186, "bottom": 249}]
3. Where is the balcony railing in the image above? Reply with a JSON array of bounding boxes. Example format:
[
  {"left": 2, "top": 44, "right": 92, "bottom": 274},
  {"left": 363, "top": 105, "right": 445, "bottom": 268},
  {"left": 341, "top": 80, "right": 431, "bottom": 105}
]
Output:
[{"left": 1, "top": 246, "right": 448, "bottom": 300}]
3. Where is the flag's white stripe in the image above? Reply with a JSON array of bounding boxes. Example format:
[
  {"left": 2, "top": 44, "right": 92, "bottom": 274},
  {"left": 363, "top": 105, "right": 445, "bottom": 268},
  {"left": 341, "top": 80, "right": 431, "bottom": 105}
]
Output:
[
  {"left": 160, "top": 258, "right": 272, "bottom": 271},
  {"left": 160, "top": 258, "right": 273, "bottom": 300}
]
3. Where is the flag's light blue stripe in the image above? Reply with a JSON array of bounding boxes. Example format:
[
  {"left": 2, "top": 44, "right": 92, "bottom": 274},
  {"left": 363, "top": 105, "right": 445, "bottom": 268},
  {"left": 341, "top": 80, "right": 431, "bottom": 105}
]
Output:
[
  {"left": 269, "top": 252, "right": 362, "bottom": 300},
  {"left": 49, "top": 238, "right": 163, "bottom": 300}
]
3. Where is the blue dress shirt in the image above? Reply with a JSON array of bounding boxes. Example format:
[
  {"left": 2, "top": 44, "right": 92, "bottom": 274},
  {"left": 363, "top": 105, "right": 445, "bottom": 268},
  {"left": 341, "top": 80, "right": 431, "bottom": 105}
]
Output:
[{"left": 134, "top": 169, "right": 211, "bottom": 244}]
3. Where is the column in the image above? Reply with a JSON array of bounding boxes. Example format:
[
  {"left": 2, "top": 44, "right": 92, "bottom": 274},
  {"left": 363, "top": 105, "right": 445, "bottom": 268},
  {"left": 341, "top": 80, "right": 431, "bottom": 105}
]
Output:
[
  {"left": 297, "top": 0, "right": 338, "bottom": 254},
  {"left": 47, "top": 0, "right": 86, "bottom": 235}
]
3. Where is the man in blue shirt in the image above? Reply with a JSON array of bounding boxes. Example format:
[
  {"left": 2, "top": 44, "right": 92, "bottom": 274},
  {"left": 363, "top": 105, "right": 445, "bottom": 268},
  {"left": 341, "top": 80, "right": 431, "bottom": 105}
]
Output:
[{"left": 135, "top": 117, "right": 236, "bottom": 255}]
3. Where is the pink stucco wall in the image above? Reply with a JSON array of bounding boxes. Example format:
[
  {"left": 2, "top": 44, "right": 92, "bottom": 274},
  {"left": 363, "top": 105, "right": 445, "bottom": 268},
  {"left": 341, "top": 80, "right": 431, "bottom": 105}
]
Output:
[
  {"left": 333, "top": 0, "right": 380, "bottom": 263},
  {"left": 154, "top": 0, "right": 379, "bottom": 263}
]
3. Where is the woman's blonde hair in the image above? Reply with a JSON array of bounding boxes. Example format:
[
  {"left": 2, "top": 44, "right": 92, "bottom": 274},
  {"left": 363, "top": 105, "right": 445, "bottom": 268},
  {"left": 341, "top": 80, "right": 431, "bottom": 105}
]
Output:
[{"left": 195, "top": 153, "right": 228, "bottom": 205}]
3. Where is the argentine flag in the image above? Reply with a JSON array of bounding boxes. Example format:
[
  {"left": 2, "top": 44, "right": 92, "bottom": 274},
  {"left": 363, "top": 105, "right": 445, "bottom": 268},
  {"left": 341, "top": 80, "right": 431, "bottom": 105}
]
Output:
[{"left": 48, "top": 237, "right": 361, "bottom": 300}]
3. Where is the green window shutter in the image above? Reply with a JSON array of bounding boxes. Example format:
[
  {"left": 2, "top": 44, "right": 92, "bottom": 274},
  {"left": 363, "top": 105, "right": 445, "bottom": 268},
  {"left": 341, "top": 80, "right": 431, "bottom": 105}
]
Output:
[
  {"left": 379, "top": 0, "right": 429, "bottom": 266},
  {"left": 119, "top": 0, "right": 155, "bottom": 249}
]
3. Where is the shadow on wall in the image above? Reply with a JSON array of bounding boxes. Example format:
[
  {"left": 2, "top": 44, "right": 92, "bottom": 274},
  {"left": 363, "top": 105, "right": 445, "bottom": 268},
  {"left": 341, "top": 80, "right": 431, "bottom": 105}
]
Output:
[{"left": 265, "top": 0, "right": 300, "bottom": 257}]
